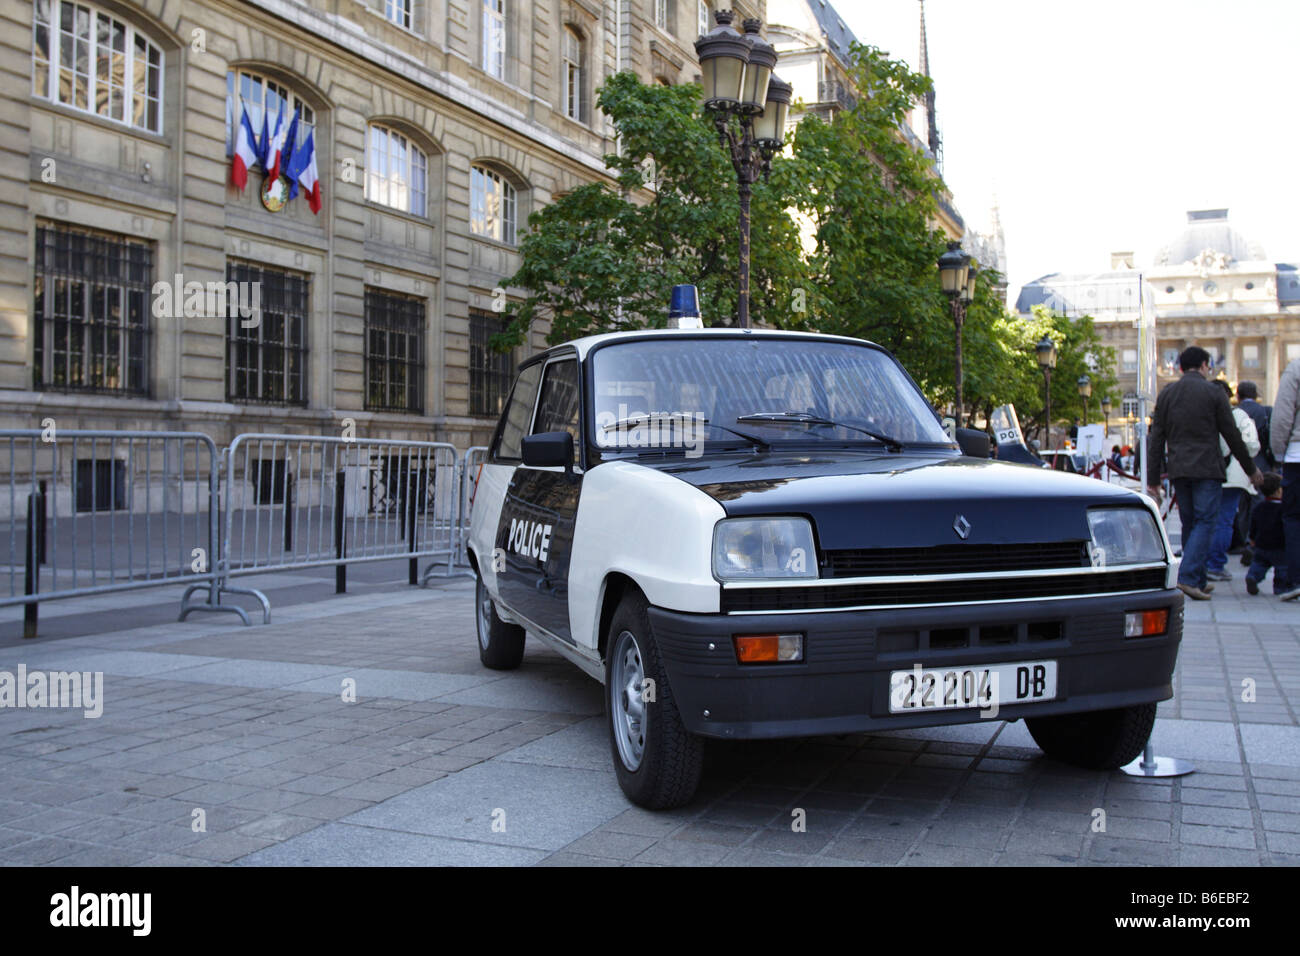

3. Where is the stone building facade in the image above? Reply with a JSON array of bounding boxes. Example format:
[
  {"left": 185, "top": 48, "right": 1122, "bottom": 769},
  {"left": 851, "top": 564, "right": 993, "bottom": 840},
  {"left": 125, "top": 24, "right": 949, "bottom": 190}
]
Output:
[
  {"left": 1, "top": 0, "right": 760, "bottom": 450},
  {"left": 1015, "top": 209, "right": 1300, "bottom": 442}
]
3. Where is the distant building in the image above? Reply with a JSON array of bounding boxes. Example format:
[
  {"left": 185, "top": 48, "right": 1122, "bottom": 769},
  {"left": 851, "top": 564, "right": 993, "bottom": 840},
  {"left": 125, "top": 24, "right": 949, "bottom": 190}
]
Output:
[{"left": 1016, "top": 209, "right": 1300, "bottom": 426}]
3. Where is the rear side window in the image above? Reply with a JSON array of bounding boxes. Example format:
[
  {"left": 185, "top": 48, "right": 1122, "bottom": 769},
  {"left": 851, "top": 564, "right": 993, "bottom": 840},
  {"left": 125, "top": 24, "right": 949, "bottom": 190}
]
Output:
[
  {"left": 532, "top": 359, "right": 581, "bottom": 462},
  {"left": 493, "top": 362, "right": 543, "bottom": 461}
]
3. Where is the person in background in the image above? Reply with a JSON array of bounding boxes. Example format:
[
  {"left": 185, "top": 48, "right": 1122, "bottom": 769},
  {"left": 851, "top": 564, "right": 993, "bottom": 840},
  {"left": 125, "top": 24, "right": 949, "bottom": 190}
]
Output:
[
  {"left": 1245, "top": 473, "right": 1286, "bottom": 595},
  {"left": 1206, "top": 379, "right": 1260, "bottom": 581},
  {"left": 1270, "top": 357, "right": 1300, "bottom": 601},
  {"left": 1237, "top": 381, "right": 1273, "bottom": 472},
  {"left": 1109, "top": 444, "right": 1124, "bottom": 474},
  {"left": 1147, "top": 347, "right": 1263, "bottom": 601}
]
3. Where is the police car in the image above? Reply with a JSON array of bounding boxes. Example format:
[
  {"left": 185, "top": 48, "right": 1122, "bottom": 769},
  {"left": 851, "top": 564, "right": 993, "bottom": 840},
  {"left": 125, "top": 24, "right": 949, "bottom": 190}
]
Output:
[{"left": 466, "top": 290, "right": 1182, "bottom": 809}]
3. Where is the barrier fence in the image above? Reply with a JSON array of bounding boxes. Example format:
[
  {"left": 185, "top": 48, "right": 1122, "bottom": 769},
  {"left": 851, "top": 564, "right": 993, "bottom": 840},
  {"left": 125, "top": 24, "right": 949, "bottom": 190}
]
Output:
[{"left": 0, "top": 429, "right": 484, "bottom": 637}]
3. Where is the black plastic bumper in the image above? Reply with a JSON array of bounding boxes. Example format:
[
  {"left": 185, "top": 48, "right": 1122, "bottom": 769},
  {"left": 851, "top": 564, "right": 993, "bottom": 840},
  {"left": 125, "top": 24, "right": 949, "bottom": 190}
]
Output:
[{"left": 648, "top": 589, "right": 1183, "bottom": 739}]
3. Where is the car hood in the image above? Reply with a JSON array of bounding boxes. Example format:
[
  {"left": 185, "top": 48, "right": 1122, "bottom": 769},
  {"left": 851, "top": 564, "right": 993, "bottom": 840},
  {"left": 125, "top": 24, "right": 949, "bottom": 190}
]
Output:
[{"left": 645, "top": 452, "right": 1139, "bottom": 550}]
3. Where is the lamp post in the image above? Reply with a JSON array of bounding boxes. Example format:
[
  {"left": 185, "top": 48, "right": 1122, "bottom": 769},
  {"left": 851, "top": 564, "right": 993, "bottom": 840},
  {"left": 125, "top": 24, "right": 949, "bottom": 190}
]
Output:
[
  {"left": 1077, "top": 374, "right": 1092, "bottom": 426},
  {"left": 1101, "top": 396, "right": 1112, "bottom": 439},
  {"left": 938, "top": 241, "right": 975, "bottom": 426},
  {"left": 1036, "top": 336, "right": 1057, "bottom": 449},
  {"left": 696, "top": 11, "right": 790, "bottom": 329}
]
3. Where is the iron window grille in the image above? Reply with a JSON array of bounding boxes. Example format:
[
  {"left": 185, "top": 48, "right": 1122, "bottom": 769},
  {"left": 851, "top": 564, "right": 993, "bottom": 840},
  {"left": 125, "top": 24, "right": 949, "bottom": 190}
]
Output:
[
  {"left": 33, "top": 221, "right": 151, "bottom": 395},
  {"left": 365, "top": 288, "right": 426, "bottom": 414},
  {"left": 225, "top": 261, "right": 308, "bottom": 406},
  {"left": 469, "top": 310, "right": 514, "bottom": 418}
]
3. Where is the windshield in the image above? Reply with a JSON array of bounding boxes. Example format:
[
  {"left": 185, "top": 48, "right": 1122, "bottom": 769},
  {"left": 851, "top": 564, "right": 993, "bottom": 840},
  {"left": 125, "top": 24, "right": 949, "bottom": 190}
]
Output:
[{"left": 589, "top": 337, "right": 950, "bottom": 453}]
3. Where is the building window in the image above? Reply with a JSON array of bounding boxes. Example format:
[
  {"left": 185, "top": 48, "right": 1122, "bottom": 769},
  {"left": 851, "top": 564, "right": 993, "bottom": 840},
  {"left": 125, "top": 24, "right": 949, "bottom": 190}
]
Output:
[
  {"left": 1287, "top": 344, "right": 1300, "bottom": 365},
  {"left": 563, "top": 27, "right": 584, "bottom": 122},
  {"left": 655, "top": 0, "right": 669, "bottom": 31},
  {"left": 483, "top": 0, "right": 506, "bottom": 79},
  {"left": 1242, "top": 343, "right": 1260, "bottom": 369},
  {"left": 698, "top": 1, "right": 710, "bottom": 36},
  {"left": 1122, "top": 348, "right": 1138, "bottom": 373},
  {"left": 470, "top": 310, "right": 515, "bottom": 417},
  {"left": 225, "top": 70, "right": 314, "bottom": 158},
  {"left": 225, "top": 261, "right": 307, "bottom": 406},
  {"left": 470, "top": 165, "right": 517, "bottom": 245},
  {"left": 366, "top": 125, "right": 427, "bottom": 217},
  {"left": 32, "top": 0, "right": 162, "bottom": 133},
  {"left": 385, "top": 0, "right": 413, "bottom": 30},
  {"left": 1121, "top": 393, "right": 1140, "bottom": 419},
  {"left": 33, "top": 222, "right": 151, "bottom": 395},
  {"left": 1160, "top": 347, "right": 1180, "bottom": 375},
  {"left": 364, "top": 289, "right": 426, "bottom": 414}
]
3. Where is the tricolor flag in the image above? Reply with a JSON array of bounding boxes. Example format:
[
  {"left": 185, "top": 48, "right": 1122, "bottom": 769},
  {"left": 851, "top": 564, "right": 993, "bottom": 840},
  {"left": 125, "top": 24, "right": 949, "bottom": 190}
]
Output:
[
  {"left": 265, "top": 102, "right": 288, "bottom": 183},
  {"left": 230, "top": 104, "right": 258, "bottom": 191},
  {"left": 281, "top": 109, "right": 301, "bottom": 198},
  {"left": 295, "top": 130, "right": 321, "bottom": 214},
  {"left": 258, "top": 107, "right": 270, "bottom": 169}
]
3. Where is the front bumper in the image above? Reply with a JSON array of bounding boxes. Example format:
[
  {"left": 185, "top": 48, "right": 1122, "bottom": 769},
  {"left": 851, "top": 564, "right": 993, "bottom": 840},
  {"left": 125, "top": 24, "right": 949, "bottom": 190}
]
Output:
[{"left": 648, "top": 590, "right": 1183, "bottom": 739}]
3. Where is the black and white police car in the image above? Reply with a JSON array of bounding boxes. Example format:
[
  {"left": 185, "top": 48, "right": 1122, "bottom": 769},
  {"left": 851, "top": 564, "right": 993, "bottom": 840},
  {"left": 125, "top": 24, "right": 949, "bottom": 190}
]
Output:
[{"left": 466, "top": 290, "right": 1182, "bottom": 809}]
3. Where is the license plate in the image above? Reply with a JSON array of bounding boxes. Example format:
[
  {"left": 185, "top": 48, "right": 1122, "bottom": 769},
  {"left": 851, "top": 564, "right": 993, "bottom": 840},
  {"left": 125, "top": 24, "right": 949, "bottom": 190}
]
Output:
[{"left": 889, "top": 660, "right": 1057, "bottom": 713}]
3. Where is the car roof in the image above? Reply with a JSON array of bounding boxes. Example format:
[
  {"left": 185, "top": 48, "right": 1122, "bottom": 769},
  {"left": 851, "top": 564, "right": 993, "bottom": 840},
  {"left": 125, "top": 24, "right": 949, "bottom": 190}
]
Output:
[{"left": 546, "top": 327, "right": 882, "bottom": 362}]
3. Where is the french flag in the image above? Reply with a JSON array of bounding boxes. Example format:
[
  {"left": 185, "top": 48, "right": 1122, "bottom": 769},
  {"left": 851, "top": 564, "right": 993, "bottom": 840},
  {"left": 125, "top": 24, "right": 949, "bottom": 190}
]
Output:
[
  {"left": 265, "top": 102, "right": 288, "bottom": 183},
  {"left": 295, "top": 130, "right": 321, "bottom": 214},
  {"left": 230, "top": 104, "right": 258, "bottom": 191}
]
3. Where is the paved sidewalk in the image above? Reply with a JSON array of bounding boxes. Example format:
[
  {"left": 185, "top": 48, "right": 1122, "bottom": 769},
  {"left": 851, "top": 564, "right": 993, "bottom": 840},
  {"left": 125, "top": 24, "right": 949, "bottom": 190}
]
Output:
[{"left": 0, "top": 565, "right": 1297, "bottom": 867}]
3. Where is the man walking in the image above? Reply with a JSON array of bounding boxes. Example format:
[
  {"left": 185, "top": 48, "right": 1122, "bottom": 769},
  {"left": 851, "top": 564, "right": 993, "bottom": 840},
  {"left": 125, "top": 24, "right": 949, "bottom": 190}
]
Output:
[
  {"left": 1237, "top": 381, "right": 1273, "bottom": 472},
  {"left": 1270, "top": 358, "right": 1300, "bottom": 601},
  {"left": 1147, "top": 346, "right": 1264, "bottom": 600}
]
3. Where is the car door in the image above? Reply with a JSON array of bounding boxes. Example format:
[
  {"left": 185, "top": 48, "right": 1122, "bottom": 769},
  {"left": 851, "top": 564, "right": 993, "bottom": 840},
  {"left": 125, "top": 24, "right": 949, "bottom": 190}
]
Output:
[{"left": 494, "top": 354, "right": 583, "bottom": 642}]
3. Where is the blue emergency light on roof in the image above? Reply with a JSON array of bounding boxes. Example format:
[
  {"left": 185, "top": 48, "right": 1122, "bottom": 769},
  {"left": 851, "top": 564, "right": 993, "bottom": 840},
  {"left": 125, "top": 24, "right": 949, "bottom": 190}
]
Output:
[{"left": 669, "top": 284, "right": 704, "bottom": 329}]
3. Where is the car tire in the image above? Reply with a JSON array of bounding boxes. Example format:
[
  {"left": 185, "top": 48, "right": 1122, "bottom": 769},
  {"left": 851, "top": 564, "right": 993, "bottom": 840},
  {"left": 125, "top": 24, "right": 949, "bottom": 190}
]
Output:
[
  {"left": 476, "top": 573, "right": 525, "bottom": 670},
  {"left": 1025, "top": 702, "right": 1156, "bottom": 770},
  {"left": 605, "top": 592, "right": 704, "bottom": 810}
]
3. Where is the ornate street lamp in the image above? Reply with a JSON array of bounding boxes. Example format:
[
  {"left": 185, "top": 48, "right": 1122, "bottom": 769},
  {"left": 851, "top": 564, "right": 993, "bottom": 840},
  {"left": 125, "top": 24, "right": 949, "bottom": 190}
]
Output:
[
  {"left": 1101, "top": 396, "right": 1112, "bottom": 437},
  {"left": 938, "top": 241, "right": 975, "bottom": 426},
  {"left": 1077, "top": 374, "right": 1092, "bottom": 426},
  {"left": 1036, "top": 336, "right": 1057, "bottom": 448},
  {"left": 697, "top": 11, "right": 787, "bottom": 329}
]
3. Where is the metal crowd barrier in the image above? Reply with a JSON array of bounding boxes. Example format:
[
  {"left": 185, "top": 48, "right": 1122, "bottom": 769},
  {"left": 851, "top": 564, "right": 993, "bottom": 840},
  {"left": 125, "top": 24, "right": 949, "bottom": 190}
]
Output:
[
  {"left": 0, "top": 429, "right": 246, "bottom": 637},
  {"left": 2, "top": 429, "right": 483, "bottom": 636}
]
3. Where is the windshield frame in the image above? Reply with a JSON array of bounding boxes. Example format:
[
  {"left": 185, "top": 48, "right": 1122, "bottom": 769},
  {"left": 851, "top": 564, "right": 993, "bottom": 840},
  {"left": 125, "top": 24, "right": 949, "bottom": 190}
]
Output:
[{"left": 582, "top": 332, "right": 957, "bottom": 463}]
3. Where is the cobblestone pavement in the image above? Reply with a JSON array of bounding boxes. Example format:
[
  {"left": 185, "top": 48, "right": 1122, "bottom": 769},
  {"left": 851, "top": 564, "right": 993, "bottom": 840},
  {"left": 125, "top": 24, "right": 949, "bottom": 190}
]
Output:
[{"left": 0, "top": 562, "right": 1297, "bottom": 867}]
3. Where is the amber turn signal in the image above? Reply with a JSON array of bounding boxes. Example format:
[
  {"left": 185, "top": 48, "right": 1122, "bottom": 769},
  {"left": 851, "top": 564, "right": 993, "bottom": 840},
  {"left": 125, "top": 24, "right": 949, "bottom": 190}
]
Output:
[
  {"left": 733, "top": 633, "right": 803, "bottom": 663},
  {"left": 1124, "top": 608, "right": 1168, "bottom": 638}
]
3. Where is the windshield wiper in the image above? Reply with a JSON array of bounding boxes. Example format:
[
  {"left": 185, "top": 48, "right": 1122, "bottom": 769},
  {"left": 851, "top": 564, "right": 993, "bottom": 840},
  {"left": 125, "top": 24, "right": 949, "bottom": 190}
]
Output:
[
  {"left": 735, "top": 411, "right": 905, "bottom": 452},
  {"left": 600, "top": 414, "right": 770, "bottom": 451}
]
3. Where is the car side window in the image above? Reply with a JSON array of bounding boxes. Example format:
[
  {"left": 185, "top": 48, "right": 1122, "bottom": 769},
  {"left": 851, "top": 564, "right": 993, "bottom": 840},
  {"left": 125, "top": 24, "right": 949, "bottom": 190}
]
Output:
[
  {"left": 493, "top": 362, "right": 543, "bottom": 461},
  {"left": 532, "top": 359, "right": 581, "bottom": 463}
]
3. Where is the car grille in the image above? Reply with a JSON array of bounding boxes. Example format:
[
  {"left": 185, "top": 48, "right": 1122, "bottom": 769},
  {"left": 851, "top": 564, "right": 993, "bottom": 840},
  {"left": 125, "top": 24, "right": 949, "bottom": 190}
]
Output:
[
  {"left": 820, "top": 541, "right": 1089, "bottom": 578},
  {"left": 721, "top": 567, "right": 1168, "bottom": 613}
]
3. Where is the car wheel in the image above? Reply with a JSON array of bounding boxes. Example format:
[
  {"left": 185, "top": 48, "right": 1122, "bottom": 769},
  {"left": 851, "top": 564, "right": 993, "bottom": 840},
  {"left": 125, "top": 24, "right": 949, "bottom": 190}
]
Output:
[
  {"left": 605, "top": 593, "right": 703, "bottom": 810},
  {"left": 476, "top": 573, "right": 525, "bottom": 670},
  {"left": 1025, "top": 702, "right": 1156, "bottom": 770}
]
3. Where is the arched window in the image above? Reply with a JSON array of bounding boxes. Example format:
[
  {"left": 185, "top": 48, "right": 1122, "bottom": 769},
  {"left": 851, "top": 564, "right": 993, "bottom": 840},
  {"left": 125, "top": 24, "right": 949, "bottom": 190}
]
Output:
[
  {"left": 366, "top": 124, "right": 428, "bottom": 217},
  {"left": 224, "top": 70, "right": 315, "bottom": 158},
  {"left": 470, "top": 165, "right": 517, "bottom": 245},
  {"left": 32, "top": 0, "right": 162, "bottom": 133},
  {"left": 562, "top": 27, "right": 584, "bottom": 121}
]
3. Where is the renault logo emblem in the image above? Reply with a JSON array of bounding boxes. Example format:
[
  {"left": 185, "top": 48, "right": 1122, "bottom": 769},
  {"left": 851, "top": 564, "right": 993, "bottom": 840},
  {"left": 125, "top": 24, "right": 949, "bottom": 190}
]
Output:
[{"left": 953, "top": 514, "right": 972, "bottom": 539}]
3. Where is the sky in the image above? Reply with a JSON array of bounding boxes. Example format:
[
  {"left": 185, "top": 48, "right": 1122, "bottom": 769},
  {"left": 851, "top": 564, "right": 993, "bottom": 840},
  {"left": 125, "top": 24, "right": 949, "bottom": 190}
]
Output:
[{"left": 836, "top": 0, "right": 1300, "bottom": 300}]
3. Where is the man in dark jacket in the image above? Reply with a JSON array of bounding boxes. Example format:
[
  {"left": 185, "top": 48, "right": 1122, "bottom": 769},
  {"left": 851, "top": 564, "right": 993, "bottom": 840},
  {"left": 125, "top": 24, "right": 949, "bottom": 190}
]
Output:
[
  {"left": 1237, "top": 381, "right": 1273, "bottom": 472},
  {"left": 1147, "top": 347, "right": 1264, "bottom": 600}
]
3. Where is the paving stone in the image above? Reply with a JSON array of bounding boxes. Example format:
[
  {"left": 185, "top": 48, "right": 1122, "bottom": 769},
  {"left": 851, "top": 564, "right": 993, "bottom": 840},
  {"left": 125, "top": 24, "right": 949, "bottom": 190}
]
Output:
[{"left": 1179, "top": 824, "right": 1258, "bottom": 849}]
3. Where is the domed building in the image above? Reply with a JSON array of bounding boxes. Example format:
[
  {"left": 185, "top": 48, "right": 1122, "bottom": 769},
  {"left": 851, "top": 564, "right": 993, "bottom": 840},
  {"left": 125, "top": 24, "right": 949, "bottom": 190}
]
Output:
[{"left": 1017, "top": 209, "right": 1300, "bottom": 438}]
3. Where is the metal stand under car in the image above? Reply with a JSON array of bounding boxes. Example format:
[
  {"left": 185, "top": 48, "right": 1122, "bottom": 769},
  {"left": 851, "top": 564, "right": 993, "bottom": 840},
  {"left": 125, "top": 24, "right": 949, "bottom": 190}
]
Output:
[{"left": 1121, "top": 739, "right": 1195, "bottom": 778}]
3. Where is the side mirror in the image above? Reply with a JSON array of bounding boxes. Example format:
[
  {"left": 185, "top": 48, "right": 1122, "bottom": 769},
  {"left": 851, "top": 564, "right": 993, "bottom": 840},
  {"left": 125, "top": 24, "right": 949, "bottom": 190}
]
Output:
[
  {"left": 521, "top": 431, "right": 575, "bottom": 475},
  {"left": 955, "top": 428, "right": 990, "bottom": 459}
]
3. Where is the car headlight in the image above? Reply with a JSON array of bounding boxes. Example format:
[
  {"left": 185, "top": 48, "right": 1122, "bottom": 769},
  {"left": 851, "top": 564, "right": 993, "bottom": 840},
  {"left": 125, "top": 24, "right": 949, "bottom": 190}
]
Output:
[
  {"left": 1086, "top": 508, "right": 1165, "bottom": 567},
  {"left": 713, "top": 517, "right": 819, "bottom": 581}
]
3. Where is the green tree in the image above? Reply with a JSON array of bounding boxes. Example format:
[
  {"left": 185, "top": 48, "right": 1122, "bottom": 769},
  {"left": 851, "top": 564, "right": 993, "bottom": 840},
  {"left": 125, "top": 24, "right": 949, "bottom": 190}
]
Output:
[{"left": 500, "top": 72, "right": 804, "bottom": 345}]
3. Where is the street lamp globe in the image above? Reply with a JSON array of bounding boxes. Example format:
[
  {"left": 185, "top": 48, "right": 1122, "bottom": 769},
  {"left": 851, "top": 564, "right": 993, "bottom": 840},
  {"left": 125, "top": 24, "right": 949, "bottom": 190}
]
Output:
[
  {"left": 1036, "top": 336, "right": 1057, "bottom": 370},
  {"left": 937, "top": 241, "right": 972, "bottom": 298},
  {"left": 753, "top": 74, "right": 792, "bottom": 148},
  {"left": 962, "top": 265, "right": 978, "bottom": 304},
  {"left": 1101, "top": 397, "right": 1112, "bottom": 417},
  {"left": 695, "top": 10, "right": 750, "bottom": 111},
  {"left": 1077, "top": 375, "right": 1092, "bottom": 398},
  {"left": 738, "top": 19, "right": 776, "bottom": 114}
]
